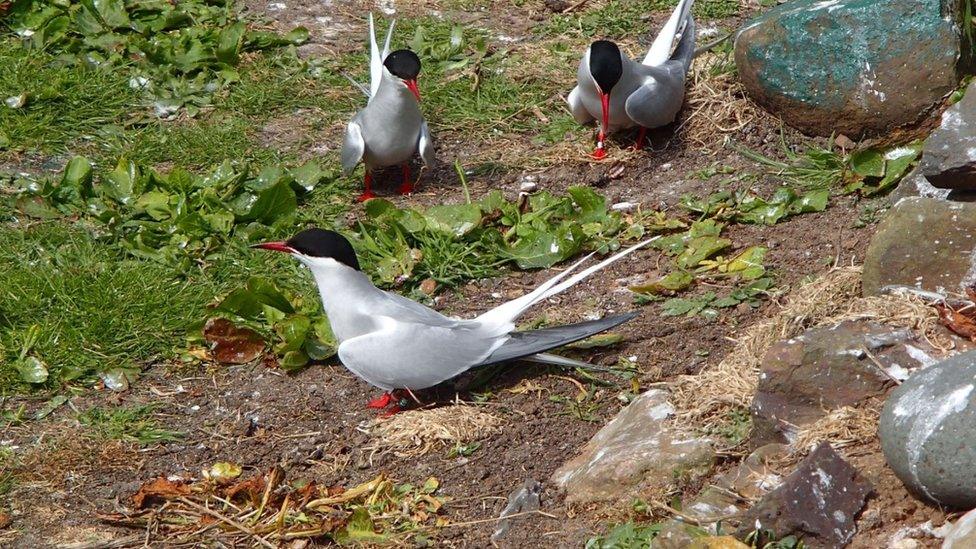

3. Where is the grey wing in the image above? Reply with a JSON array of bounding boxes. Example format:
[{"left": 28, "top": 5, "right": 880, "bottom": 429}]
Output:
[
  {"left": 379, "top": 290, "right": 462, "bottom": 328},
  {"left": 341, "top": 119, "right": 365, "bottom": 174},
  {"left": 338, "top": 319, "right": 503, "bottom": 390},
  {"left": 477, "top": 312, "right": 639, "bottom": 367},
  {"left": 418, "top": 120, "right": 434, "bottom": 166},
  {"left": 624, "top": 67, "right": 686, "bottom": 129},
  {"left": 567, "top": 85, "right": 595, "bottom": 125}
]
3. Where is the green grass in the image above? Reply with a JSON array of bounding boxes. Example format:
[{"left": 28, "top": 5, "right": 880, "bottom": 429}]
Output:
[
  {"left": 0, "top": 223, "right": 220, "bottom": 388},
  {"left": 77, "top": 405, "right": 183, "bottom": 445},
  {"left": 537, "top": 0, "right": 738, "bottom": 39},
  {"left": 0, "top": 44, "right": 138, "bottom": 158}
]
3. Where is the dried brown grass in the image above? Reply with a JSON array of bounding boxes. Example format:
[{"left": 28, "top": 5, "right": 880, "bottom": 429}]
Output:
[
  {"left": 681, "top": 52, "right": 765, "bottom": 149},
  {"left": 672, "top": 266, "right": 946, "bottom": 433},
  {"left": 367, "top": 404, "right": 503, "bottom": 457}
]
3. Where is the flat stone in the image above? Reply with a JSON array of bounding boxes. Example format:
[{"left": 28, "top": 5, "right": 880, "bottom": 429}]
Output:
[
  {"left": 880, "top": 349, "right": 976, "bottom": 508},
  {"left": 736, "top": 442, "right": 873, "bottom": 548},
  {"left": 862, "top": 197, "right": 976, "bottom": 296},
  {"left": 734, "top": 0, "right": 960, "bottom": 137},
  {"left": 922, "top": 82, "right": 976, "bottom": 190},
  {"left": 751, "top": 321, "right": 922, "bottom": 445},
  {"left": 551, "top": 389, "right": 714, "bottom": 504},
  {"left": 943, "top": 508, "right": 976, "bottom": 548}
]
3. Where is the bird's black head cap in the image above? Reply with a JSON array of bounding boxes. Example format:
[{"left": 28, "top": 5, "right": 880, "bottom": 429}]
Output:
[
  {"left": 287, "top": 228, "right": 361, "bottom": 271},
  {"left": 588, "top": 40, "right": 623, "bottom": 94},
  {"left": 384, "top": 49, "right": 421, "bottom": 80}
]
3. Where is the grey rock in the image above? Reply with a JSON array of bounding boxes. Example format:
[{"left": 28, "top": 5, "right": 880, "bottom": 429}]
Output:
[
  {"left": 862, "top": 197, "right": 976, "bottom": 296},
  {"left": 734, "top": 0, "right": 960, "bottom": 138},
  {"left": 880, "top": 349, "right": 976, "bottom": 508},
  {"left": 922, "top": 83, "right": 976, "bottom": 190},
  {"left": 491, "top": 479, "right": 541, "bottom": 542},
  {"left": 551, "top": 389, "right": 714, "bottom": 504},
  {"left": 737, "top": 442, "right": 873, "bottom": 548},
  {"left": 751, "top": 321, "right": 923, "bottom": 445}
]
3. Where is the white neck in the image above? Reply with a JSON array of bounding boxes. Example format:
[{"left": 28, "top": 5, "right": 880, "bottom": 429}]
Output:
[{"left": 305, "top": 260, "right": 385, "bottom": 342}]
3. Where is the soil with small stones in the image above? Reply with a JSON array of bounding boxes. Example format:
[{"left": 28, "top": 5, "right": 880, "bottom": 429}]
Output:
[{"left": 2, "top": 0, "right": 950, "bottom": 548}]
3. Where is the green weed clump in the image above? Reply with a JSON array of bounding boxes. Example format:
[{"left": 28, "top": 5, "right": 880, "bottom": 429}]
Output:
[{"left": 78, "top": 405, "right": 182, "bottom": 445}]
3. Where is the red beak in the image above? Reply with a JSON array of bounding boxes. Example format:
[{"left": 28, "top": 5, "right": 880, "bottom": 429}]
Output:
[
  {"left": 406, "top": 79, "right": 421, "bottom": 101},
  {"left": 251, "top": 241, "right": 294, "bottom": 253}
]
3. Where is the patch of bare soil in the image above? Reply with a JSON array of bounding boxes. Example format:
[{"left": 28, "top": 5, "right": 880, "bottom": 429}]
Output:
[{"left": 2, "top": 1, "right": 940, "bottom": 548}]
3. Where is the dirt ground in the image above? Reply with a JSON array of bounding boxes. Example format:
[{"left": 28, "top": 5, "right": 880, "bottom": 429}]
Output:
[{"left": 1, "top": 0, "right": 953, "bottom": 547}]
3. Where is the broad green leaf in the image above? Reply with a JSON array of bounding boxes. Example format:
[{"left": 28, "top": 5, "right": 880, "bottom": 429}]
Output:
[
  {"left": 289, "top": 162, "right": 325, "bottom": 192},
  {"left": 424, "top": 204, "right": 482, "bottom": 237},
  {"left": 35, "top": 394, "right": 68, "bottom": 420},
  {"left": 102, "top": 158, "right": 140, "bottom": 204},
  {"left": 340, "top": 506, "right": 387, "bottom": 542},
  {"left": 724, "top": 246, "right": 767, "bottom": 280},
  {"left": 92, "top": 0, "right": 131, "bottom": 29},
  {"left": 62, "top": 157, "right": 93, "bottom": 191},
  {"left": 237, "top": 181, "right": 297, "bottom": 224},
  {"left": 16, "top": 356, "right": 49, "bottom": 384},
  {"left": 216, "top": 22, "right": 246, "bottom": 64},
  {"left": 135, "top": 191, "right": 173, "bottom": 221},
  {"left": 280, "top": 350, "right": 310, "bottom": 372},
  {"left": 630, "top": 271, "right": 694, "bottom": 295},
  {"left": 850, "top": 149, "right": 885, "bottom": 178},
  {"left": 676, "top": 236, "right": 731, "bottom": 269},
  {"left": 276, "top": 314, "right": 311, "bottom": 353},
  {"left": 568, "top": 186, "right": 609, "bottom": 223}
]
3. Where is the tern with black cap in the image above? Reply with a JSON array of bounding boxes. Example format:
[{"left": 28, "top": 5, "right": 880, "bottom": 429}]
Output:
[
  {"left": 254, "top": 229, "right": 656, "bottom": 414},
  {"left": 341, "top": 14, "right": 434, "bottom": 202},
  {"left": 567, "top": 0, "right": 695, "bottom": 158}
]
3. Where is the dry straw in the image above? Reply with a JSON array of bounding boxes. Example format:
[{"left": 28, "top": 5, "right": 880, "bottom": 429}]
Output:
[
  {"left": 672, "top": 266, "right": 946, "bottom": 432},
  {"left": 368, "top": 403, "right": 503, "bottom": 457}
]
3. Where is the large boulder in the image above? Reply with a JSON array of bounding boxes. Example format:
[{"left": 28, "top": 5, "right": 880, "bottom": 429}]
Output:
[
  {"left": 551, "top": 389, "right": 714, "bottom": 504},
  {"left": 751, "top": 321, "right": 927, "bottom": 445},
  {"left": 922, "top": 83, "right": 976, "bottom": 190},
  {"left": 862, "top": 196, "right": 976, "bottom": 296},
  {"left": 734, "top": 0, "right": 961, "bottom": 138},
  {"left": 879, "top": 350, "right": 976, "bottom": 508},
  {"left": 736, "top": 442, "right": 873, "bottom": 548}
]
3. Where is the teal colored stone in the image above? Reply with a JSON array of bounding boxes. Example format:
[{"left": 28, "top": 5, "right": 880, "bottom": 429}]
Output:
[{"left": 735, "top": 0, "right": 961, "bottom": 137}]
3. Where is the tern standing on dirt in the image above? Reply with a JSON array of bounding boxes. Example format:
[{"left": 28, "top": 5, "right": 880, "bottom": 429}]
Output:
[
  {"left": 254, "top": 229, "right": 654, "bottom": 414},
  {"left": 568, "top": 0, "right": 696, "bottom": 158},
  {"left": 341, "top": 14, "right": 434, "bottom": 202}
]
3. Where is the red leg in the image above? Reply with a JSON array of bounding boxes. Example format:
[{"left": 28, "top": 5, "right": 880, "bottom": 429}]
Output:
[
  {"left": 398, "top": 164, "right": 413, "bottom": 195},
  {"left": 357, "top": 170, "right": 376, "bottom": 202},
  {"left": 633, "top": 127, "right": 648, "bottom": 151},
  {"left": 366, "top": 392, "right": 393, "bottom": 409},
  {"left": 379, "top": 405, "right": 403, "bottom": 418},
  {"left": 592, "top": 130, "right": 607, "bottom": 160}
]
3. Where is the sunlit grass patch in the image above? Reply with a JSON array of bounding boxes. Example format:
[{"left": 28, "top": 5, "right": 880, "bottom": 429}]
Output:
[
  {"left": 78, "top": 405, "right": 183, "bottom": 445},
  {"left": 0, "top": 44, "right": 138, "bottom": 159}
]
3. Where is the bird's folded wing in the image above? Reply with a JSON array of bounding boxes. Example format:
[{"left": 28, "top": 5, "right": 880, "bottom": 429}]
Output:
[
  {"left": 337, "top": 319, "right": 501, "bottom": 390},
  {"left": 341, "top": 120, "right": 365, "bottom": 174},
  {"left": 475, "top": 312, "right": 639, "bottom": 367},
  {"left": 418, "top": 121, "right": 435, "bottom": 166},
  {"left": 567, "top": 86, "right": 595, "bottom": 125}
]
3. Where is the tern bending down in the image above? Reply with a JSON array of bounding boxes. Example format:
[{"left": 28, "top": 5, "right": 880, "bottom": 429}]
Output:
[
  {"left": 567, "top": 0, "right": 695, "bottom": 159},
  {"left": 255, "top": 229, "right": 654, "bottom": 413},
  {"left": 341, "top": 14, "right": 434, "bottom": 202}
]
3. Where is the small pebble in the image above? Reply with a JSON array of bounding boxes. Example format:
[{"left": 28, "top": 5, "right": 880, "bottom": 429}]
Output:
[{"left": 611, "top": 201, "right": 638, "bottom": 212}]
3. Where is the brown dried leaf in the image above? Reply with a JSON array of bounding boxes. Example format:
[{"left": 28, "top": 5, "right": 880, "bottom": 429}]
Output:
[
  {"left": 0, "top": 512, "right": 11, "bottom": 529},
  {"left": 224, "top": 474, "right": 266, "bottom": 506},
  {"left": 132, "top": 477, "right": 191, "bottom": 509},
  {"left": 204, "top": 318, "right": 266, "bottom": 364},
  {"left": 936, "top": 304, "right": 976, "bottom": 341}
]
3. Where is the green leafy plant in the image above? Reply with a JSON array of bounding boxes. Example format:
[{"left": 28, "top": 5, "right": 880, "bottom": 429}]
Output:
[
  {"left": 203, "top": 277, "right": 337, "bottom": 372},
  {"left": 3, "top": 0, "right": 308, "bottom": 115},
  {"left": 15, "top": 157, "right": 330, "bottom": 270},
  {"left": 681, "top": 187, "right": 829, "bottom": 225},
  {"left": 352, "top": 187, "right": 643, "bottom": 291},
  {"left": 585, "top": 521, "right": 665, "bottom": 549},
  {"left": 660, "top": 278, "right": 774, "bottom": 319}
]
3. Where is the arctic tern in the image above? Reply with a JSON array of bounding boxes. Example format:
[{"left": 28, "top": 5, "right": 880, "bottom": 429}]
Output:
[
  {"left": 567, "top": 0, "right": 695, "bottom": 158},
  {"left": 254, "top": 229, "right": 654, "bottom": 413},
  {"left": 341, "top": 14, "right": 434, "bottom": 202}
]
